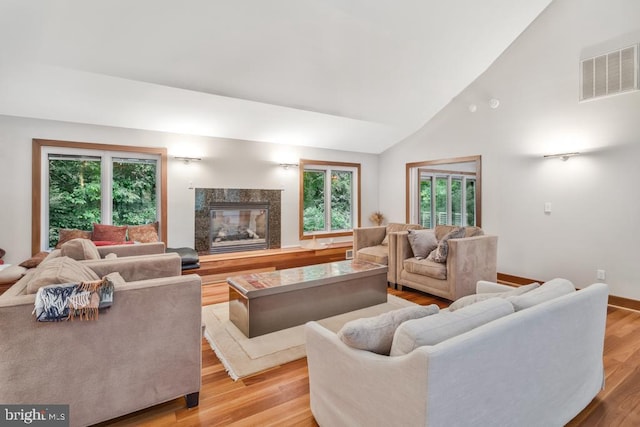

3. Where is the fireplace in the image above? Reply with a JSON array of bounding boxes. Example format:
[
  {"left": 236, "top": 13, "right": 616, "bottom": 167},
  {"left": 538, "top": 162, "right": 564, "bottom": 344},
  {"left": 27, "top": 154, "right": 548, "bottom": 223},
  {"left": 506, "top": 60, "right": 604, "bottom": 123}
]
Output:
[
  {"left": 209, "top": 203, "right": 269, "bottom": 254},
  {"left": 194, "top": 188, "right": 281, "bottom": 255}
]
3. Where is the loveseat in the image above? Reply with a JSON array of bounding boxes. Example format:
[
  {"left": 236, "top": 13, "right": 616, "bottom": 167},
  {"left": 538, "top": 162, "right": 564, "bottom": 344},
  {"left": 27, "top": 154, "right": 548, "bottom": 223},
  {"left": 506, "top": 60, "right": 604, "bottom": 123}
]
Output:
[
  {"left": 396, "top": 225, "right": 497, "bottom": 300},
  {"left": 353, "top": 223, "right": 423, "bottom": 286},
  {"left": 0, "top": 248, "right": 202, "bottom": 427},
  {"left": 306, "top": 279, "right": 609, "bottom": 426}
]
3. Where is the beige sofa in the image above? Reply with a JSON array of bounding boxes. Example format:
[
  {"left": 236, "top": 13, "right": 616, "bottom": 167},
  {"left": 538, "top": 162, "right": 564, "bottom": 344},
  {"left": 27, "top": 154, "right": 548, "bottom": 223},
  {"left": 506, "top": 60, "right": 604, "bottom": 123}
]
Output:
[
  {"left": 353, "top": 223, "right": 423, "bottom": 285},
  {"left": 0, "top": 250, "right": 202, "bottom": 427},
  {"left": 396, "top": 225, "right": 498, "bottom": 300},
  {"left": 306, "top": 280, "right": 609, "bottom": 426}
]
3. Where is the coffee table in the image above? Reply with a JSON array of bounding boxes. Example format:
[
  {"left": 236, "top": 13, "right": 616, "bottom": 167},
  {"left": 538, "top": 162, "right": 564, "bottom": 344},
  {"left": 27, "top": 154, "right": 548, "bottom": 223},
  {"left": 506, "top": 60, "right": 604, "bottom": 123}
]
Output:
[{"left": 227, "top": 260, "right": 388, "bottom": 337}]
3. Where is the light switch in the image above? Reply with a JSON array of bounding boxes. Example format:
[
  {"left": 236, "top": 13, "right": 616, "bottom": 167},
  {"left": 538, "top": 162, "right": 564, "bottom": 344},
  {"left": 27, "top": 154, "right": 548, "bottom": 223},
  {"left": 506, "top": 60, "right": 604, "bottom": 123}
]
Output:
[{"left": 544, "top": 202, "right": 552, "bottom": 213}]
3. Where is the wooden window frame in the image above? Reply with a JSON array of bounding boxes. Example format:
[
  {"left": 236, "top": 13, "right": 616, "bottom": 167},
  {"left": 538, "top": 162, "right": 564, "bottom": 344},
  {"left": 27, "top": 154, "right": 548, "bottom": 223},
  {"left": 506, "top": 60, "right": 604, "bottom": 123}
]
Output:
[
  {"left": 32, "top": 139, "right": 168, "bottom": 254},
  {"left": 299, "top": 159, "right": 361, "bottom": 240}
]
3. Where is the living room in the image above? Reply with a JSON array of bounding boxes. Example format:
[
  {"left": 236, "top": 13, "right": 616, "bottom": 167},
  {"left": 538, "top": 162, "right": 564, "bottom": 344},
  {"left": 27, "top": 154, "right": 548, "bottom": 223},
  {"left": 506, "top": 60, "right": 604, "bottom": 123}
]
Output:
[{"left": 1, "top": 0, "right": 640, "bottom": 425}]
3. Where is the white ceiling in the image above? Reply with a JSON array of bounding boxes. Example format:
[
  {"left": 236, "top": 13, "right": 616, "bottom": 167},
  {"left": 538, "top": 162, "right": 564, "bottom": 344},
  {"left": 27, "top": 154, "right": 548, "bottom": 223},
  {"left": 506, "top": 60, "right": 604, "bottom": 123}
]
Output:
[{"left": 0, "top": 0, "right": 552, "bottom": 154}]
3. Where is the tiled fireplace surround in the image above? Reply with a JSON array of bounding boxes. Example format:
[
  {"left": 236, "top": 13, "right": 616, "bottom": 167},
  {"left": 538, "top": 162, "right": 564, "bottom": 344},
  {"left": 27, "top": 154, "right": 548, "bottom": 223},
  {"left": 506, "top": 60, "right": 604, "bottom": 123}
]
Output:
[{"left": 194, "top": 188, "right": 282, "bottom": 254}]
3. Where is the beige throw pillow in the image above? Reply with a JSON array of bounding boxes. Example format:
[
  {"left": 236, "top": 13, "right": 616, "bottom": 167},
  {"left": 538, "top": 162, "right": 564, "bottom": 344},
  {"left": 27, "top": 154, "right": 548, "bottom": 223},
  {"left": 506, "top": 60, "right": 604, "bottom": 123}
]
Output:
[
  {"left": 407, "top": 229, "right": 438, "bottom": 260},
  {"left": 507, "top": 278, "right": 575, "bottom": 311},
  {"left": 26, "top": 256, "right": 100, "bottom": 294},
  {"left": 60, "top": 238, "right": 101, "bottom": 261},
  {"left": 448, "top": 282, "right": 540, "bottom": 311},
  {"left": 338, "top": 304, "right": 439, "bottom": 355},
  {"left": 390, "top": 298, "right": 514, "bottom": 356}
]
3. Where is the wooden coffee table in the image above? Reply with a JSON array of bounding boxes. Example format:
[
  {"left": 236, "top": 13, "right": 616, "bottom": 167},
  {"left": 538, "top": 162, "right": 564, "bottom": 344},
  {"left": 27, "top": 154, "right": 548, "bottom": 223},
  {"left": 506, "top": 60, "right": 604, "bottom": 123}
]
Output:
[{"left": 227, "top": 260, "right": 388, "bottom": 337}]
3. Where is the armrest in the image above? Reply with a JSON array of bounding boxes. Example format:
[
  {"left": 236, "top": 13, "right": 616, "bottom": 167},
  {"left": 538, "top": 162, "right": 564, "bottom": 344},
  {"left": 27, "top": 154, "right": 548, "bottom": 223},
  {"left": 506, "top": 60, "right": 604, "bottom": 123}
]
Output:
[
  {"left": 394, "top": 231, "right": 415, "bottom": 277},
  {"left": 447, "top": 235, "right": 498, "bottom": 299},
  {"left": 97, "top": 242, "right": 165, "bottom": 258},
  {"left": 82, "top": 252, "right": 181, "bottom": 282},
  {"left": 353, "top": 226, "right": 386, "bottom": 253},
  {"left": 305, "top": 321, "right": 430, "bottom": 426}
]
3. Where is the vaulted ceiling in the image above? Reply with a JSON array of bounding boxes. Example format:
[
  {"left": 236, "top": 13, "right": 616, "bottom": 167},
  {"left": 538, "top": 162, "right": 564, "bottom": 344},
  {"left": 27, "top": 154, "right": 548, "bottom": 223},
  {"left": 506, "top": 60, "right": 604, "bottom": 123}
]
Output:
[{"left": 0, "top": 0, "right": 553, "bottom": 153}]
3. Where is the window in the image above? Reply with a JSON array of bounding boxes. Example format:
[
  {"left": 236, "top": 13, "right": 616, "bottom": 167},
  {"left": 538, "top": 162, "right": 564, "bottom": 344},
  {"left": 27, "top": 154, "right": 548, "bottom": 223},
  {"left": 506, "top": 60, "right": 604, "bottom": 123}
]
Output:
[
  {"left": 299, "top": 159, "right": 361, "bottom": 239},
  {"left": 407, "top": 156, "right": 481, "bottom": 228},
  {"left": 32, "top": 139, "right": 167, "bottom": 252}
]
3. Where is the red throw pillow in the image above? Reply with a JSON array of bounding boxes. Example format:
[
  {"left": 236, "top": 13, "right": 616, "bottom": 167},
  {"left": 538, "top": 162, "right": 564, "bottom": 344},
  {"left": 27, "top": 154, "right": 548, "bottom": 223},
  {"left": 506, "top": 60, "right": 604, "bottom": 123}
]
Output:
[{"left": 91, "top": 224, "right": 127, "bottom": 243}]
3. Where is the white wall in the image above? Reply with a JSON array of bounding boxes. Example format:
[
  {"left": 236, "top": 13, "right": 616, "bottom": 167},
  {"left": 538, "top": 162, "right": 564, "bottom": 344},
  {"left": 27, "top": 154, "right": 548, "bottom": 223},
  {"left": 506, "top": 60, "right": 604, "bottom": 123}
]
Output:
[
  {"left": 0, "top": 115, "right": 378, "bottom": 264},
  {"left": 378, "top": 0, "right": 640, "bottom": 299}
]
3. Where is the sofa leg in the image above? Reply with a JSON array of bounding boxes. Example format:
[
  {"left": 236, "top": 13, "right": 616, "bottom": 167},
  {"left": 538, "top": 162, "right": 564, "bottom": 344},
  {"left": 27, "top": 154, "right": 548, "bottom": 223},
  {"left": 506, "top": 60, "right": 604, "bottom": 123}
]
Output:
[{"left": 185, "top": 392, "right": 200, "bottom": 408}]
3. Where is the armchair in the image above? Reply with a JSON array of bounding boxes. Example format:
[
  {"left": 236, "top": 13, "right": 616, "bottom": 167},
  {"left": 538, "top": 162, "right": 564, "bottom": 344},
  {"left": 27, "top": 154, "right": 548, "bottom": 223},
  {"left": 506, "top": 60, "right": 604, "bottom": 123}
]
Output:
[
  {"left": 395, "top": 226, "right": 497, "bottom": 300},
  {"left": 353, "top": 223, "right": 423, "bottom": 285}
]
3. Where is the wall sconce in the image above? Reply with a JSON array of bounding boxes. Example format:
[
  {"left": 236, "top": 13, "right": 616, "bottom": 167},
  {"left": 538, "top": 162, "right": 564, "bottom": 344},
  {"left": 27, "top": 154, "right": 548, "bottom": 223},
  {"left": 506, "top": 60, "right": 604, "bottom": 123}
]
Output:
[
  {"left": 175, "top": 156, "right": 202, "bottom": 164},
  {"left": 279, "top": 163, "right": 299, "bottom": 170},
  {"left": 543, "top": 152, "right": 581, "bottom": 161}
]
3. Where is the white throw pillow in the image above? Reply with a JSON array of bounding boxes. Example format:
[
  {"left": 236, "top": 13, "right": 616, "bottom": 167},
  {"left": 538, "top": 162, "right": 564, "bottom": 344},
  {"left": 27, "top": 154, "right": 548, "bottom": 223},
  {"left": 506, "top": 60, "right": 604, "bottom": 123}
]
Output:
[
  {"left": 390, "top": 298, "right": 514, "bottom": 356},
  {"left": 338, "top": 304, "right": 439, "bottom": 355},
  {"left": 507, "top": 278, "right": 575, "bottom": 311},
  {"left": 448, "top": 282, "right": 540, "bottom": 311}
]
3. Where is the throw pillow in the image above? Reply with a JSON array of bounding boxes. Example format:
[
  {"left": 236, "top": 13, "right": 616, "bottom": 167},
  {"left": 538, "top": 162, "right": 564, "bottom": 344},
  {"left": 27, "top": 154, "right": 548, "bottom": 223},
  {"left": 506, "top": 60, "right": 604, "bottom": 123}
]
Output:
[
  {"left": 60, "top": 238, "right": 101, "bottom": 261},
  {"left": 19, "top": 251, "right": 50, "bottom": 268},
  {"left": 448, "top": 282, "right": 540, "bottom": 311},
  {"left": 91, "top": 223, "right": 127, "bottom": 243},
  {"left": 55, "top": 228, "right": 92, "bottom": 249},
  {"left": 390, "top": 298, "right": 514, "bottom": 356},
  {"left": 127, "top": 222, "right": 159, "bottom": 243},
  {"left": 427, "top": 227, "right": 466, "bottom": 263},
  {"left": 407, "top": 229, "right": 438, "bottom": 260},
  {"left": 25, "top": 256, "right": 100, "bottom": 294},
  {"left": 507, "top": 278, "right": 575, "bottom": 311},
  {"left": 338, "top": 304, "right": 439, "bottom": 355}
]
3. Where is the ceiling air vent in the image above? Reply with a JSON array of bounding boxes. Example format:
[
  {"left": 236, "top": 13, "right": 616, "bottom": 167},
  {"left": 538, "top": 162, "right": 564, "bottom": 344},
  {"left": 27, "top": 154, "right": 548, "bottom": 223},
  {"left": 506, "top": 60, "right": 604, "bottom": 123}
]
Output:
[{"left": 580, "top": 44, "right": 638, "bottom": 101}]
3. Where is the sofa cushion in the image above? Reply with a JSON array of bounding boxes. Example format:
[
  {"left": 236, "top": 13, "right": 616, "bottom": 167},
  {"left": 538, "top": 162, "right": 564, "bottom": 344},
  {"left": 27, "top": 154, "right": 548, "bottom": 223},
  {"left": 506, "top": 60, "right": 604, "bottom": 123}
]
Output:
[
  {"left": 60, "top": 238, "right": 101, "bottom": 261},
  {"left": 25, "top": 256, "right": 100, "bottom": 294},
  {"left": 338, "top": 304, "right": 439, "bottom": 355},
  {"left": 403, "top": 258, "right": 447, "bottom": 280},
  {"left": 407, "top": 229, "right": 438, "bottom": 260},
  {"left": 356, "top": 245, "right": 388, "bottom": 265},
  {"left": 507, "top": 278, "right": 575, "bottom": 311},
  {"left": 55, "top": 228, "right": 92, "bottom": 248},
  {"left": 390, "top": 298, "right": 514, "bottom": 356},
  {"left": 381, "top": 223, "right": 422, "bottom": 246},
  {"left": 92, "top": 223, "right": 127, "bottom": 243},
  {"left": 427, "top": 227, "right": 466, "bottom": 263},
  {"left": 127, "top": 222, "right": 160, "bottom": 243},
  {"left": 448, "top": 282, "right": 540, "bottom": 311}
]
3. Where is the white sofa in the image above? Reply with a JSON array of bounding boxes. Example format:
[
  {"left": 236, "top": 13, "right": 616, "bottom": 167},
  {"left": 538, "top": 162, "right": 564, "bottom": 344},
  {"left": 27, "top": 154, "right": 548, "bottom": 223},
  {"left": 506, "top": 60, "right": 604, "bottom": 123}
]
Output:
[{"left": 305, "top": 281, "right": 609, "bottom": 426}]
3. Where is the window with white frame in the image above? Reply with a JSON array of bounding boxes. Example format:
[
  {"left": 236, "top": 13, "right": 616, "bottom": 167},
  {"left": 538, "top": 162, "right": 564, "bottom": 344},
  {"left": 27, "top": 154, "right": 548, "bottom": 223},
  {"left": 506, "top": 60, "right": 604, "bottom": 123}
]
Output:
[
  {"left": 406, "top": 156, "right": 481, "bottom": 228},
  {"left": 299, "top": 160, "right": 360, "bottom": 238},
  {"left": 39, "top": 144, "right": 162, "bottom": 249}
]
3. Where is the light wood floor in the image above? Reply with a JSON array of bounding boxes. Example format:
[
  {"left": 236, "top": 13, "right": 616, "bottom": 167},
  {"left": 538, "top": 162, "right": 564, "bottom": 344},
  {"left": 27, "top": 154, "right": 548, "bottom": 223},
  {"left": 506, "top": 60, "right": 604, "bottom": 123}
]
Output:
[{"left": 99, "top": 282, "right": 640, "bottom": 427}]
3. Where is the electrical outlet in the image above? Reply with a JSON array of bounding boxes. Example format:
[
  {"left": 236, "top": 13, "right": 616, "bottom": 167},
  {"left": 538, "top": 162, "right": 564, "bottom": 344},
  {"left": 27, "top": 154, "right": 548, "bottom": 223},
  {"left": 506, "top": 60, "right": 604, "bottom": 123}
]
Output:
[
  {"left": 345, "top": 249, "right": 354, "bottom": 259},
  {"left": 597, "top": 269, "right": 606, "bottom": 280}
]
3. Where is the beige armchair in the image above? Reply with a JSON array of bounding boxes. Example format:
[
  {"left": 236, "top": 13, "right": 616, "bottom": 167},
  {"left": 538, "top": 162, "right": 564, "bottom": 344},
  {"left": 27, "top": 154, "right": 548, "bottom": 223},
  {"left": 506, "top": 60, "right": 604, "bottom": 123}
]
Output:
[
  {"left": 395, "top": 225, "right": 497, "bottom": 300},
  {"left": 353, "top": 223, "right": 423, "bottom": 285}
]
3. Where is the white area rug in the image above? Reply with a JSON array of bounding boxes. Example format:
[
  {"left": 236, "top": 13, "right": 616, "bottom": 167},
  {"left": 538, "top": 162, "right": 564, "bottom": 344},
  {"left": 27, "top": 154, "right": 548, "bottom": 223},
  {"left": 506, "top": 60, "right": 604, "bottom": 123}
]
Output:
[{"left": 202, "top": 295, "right": 415, "bottom": 380}]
